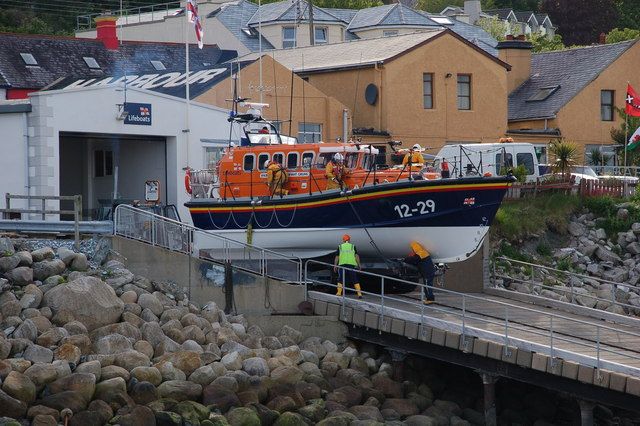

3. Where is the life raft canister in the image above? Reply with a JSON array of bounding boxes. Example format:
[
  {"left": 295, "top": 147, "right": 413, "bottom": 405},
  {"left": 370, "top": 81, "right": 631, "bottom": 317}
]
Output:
[{"left": 184, "top": 169, "right": 192, "bottom": 194}]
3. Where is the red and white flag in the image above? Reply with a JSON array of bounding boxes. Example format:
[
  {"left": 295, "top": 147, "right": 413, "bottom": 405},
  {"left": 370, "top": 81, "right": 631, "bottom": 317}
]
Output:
[
  {"left": 626, "top": 84, "right": 640, "bottom": 117},
  {"left": 186, "top": 0, "right": 204, "bottom": 49}
]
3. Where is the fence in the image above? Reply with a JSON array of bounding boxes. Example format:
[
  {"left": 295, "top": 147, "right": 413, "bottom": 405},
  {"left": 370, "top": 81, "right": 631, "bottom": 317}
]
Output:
[
  {"left": 113, "top": 204, "right": 303, "bottom": 284},
  {"left": 491, "top": 256, "right": 638, "bottom": 318},
  {"left": 76, "top": 1, "right": 181, "bottom": 30},
  {"left": 305, "top": 259, "right": 640, "bottom": 376},
  {"left": 0, "top": 194, "right": 82, "bottom": 249},
  {"left": 579, "top": 179, "right": 634, "bottom": 198},
  {"left": 504, "top": 176, "right": 573, "bottom": 200}
]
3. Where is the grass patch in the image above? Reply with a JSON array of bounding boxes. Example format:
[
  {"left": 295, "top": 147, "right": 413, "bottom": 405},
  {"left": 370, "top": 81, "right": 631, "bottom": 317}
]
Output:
[
  {"left": 493, "top": 193, "right": 582, "bottom": 242},
  {"left": 583, "top": 196, "right": 640, "bottom": 237}
]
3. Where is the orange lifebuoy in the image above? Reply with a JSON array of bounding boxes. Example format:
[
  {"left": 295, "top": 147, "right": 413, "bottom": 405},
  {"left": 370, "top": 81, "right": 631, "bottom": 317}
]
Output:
[{"left": 184, "top": 170, "right": 192, "bottom": 194}]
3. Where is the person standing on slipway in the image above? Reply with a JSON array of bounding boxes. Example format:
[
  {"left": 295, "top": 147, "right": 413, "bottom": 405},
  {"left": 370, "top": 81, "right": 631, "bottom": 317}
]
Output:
[{"left": 334, "top": 234, "right": 362, "bottom": 299}]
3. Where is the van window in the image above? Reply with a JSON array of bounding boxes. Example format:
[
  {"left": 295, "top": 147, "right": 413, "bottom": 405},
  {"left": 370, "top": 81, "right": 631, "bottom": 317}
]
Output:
[
  {"left": 302, "top": 152, "right": 314, "bottom": 169},
  {"left": 258, "top": 153, "right": 269, "bottom": 170},
  {"left": 495, "top": 153, "right": 513, "bottom": 172},
  {"left": 243, "top": 154, "right": 255, "bottom": 171},
  {"left": 287, "top": 152, "right": 298, "bottom": 170},
  {"left": 516, "top": 152, "right": 535, "bottom": 175}
]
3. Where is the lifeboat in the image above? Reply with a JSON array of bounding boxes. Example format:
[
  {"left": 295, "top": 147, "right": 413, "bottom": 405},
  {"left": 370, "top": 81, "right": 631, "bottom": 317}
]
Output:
[{"left": 185, "top": 105, "right": 515, "bottom": 262}]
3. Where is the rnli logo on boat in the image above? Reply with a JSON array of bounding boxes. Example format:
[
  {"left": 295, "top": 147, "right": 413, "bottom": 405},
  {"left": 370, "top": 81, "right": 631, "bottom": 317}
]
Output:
[
  {"left": 124, "top": 103, "right": 152, "bottom": 126},
  {"left": 463, "top": 197, "right": 475, "bottom": 206}
]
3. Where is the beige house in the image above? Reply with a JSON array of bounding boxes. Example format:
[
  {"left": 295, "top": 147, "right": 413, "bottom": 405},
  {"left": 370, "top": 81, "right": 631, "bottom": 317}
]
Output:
[
  {"left": 196, "top": 55, "right": 350, "bottom": 144},
  {"left": 240, "top": 30, "right": 511, "bottom": 157},
  {"left": 505, "top": 37, "right": 640, "bottom": 164}
]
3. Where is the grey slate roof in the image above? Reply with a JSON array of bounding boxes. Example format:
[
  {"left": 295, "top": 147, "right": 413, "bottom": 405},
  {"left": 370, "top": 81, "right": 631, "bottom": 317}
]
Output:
[
  {"left": 535, "top": 14, "right": 551, "bottom": 26},
  {"left": 448, "top": 19, "right": 498, "bottom": 57},
  {"left": 514, "top": 11, "right": 535, "bottom": 23},
  {"left": 508, "top": 40, "right": 637, "bottom": 121},
  {"left": 246, "top": 0, "right": 343, "bottom": 25},
  {"left": 485, "top": 9, "right": 515, "bottom": 20},
  {"left": 0, "top": 33, "right": 236, "bottom": 89},
  {"left": 211, "top": 1, "right": 274, "bottom": 52},
  {"left": 323, "top": 8, "right": 358, "bottom": 23},
  {"left": 347, "top": 4, "right": 440, "bottom": 31}
]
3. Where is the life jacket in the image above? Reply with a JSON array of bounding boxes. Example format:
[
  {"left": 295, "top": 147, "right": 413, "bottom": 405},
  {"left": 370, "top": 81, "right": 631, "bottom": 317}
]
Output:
[
  {"left": 410, "top": 241, "right": 429, "bottom": 259},
  {"left": 338, "top": 242, "right": 357, "bottom": 266}
]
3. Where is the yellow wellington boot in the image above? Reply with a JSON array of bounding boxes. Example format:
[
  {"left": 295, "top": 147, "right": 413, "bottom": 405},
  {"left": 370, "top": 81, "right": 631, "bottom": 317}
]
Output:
[
  {"left": 354, "top": 283, "right": 363, "bottom": 299},
  {"left": 336, "top": 283, "right": 343, "bottom": 296}
]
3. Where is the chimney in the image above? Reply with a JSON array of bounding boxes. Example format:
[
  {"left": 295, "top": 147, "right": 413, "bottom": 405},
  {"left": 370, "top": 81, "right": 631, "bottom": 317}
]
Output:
[
  {"left": 95, "top": 15, "right": 119, "bottom": 50},
  {"left": 464, "top": 0, "right": 481, "bottom": 25},
  {"left": 497, "top": 37, "right": 533, "bottom": 94}
]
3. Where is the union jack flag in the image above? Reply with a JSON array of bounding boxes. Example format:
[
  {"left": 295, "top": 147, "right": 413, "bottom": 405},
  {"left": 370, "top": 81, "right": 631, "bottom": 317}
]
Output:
[
  {"left": 186, "top": 0, "right": 204, "bottom": 49},
  {"left": 463, "top": 197, "right": 475, "bottom": 206},
  {"left": 139, "top": 106, "right": 150, "bottom": 116}
]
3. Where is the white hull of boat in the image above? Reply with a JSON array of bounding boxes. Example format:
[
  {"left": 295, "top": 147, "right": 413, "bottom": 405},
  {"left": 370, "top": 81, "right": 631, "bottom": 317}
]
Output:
[{"left": 193, "top": 226, "right": 489, "bottom": 263}]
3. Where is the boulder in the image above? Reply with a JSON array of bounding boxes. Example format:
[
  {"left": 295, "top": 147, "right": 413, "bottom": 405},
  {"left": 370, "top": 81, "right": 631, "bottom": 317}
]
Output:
[
  {"left": 31, "top": 247, "right": 54, "bottom": 262},
  {"left": 53, "top": 343, "right": 81, "bottom": 364},
  {"left": 117, "top": 405, "right": 156, "bottom": 426},
  {"left": 271, "top": 365, "right": 304, "bottom": 384},
  {"left": 0, "top": 238, "right": 15, "bottom": 256},
  {"left": 94, "top": 334, "right": 133, "bottom": 355},
  {"left": 113, "top": 350, "right": 151, "bottom": 371},
  {"left": 131, "top": 366, "right": 162, "bottom": 386},
  {"left": 70, "top": 254, "right": 89, "bottom": 272},
  {"left": 130, "top": 381, "right": 159, "bottom": 405},
  {"left": 202, "top": 384, "right": 242, "bottom": 412},
  {"left": 47, "top": 373, "right": 95, "bottom": 403},
  {"left": 13, "top": 319, "right": 38, "bottom": 342},
  {"left": 226, "top": 407, "right": 261, "bottom": 426},
  {"left": 0, "top": 388, "right": 27, "bottom": 418},
  {"left": 24, "top": 345, "right": 54, "bottom": 364},
  {"left": 94, "top": 377, "right": 130, "bottom": 409},
  {"left": 157, "top": 380, "right": 202, "bottom": 401},
  {"left": 380, "top": 398, "right": 418, "bottom": 417},
  {"left": 4, "top": 266, "right": 33, "bottom": 286},
  {"left": 138, "top": 293, "right": 164, "bottom": 317},
  {"left": 20, "top": 284, "right": 43, "bottom": 309},
  {"left": 188, "top": 365, "right": 217, "bottom": 386},
  {"left": 42, "top": 276, "right": 124, "bottom": 331},
  {"left": 0, "top": 255, "right": 20, "bottom": 273},
  {"left": 2, "top": 371, "right": 36, "bottom": 404},
  {"left": 33, "top": 260, "right": 66, "bottom": 281},
  {"left": 595, "top": 247, "right": 620, "bottom": 264},
  {"left": 243, "top": 357, "right": 270, "bottom": 377}
]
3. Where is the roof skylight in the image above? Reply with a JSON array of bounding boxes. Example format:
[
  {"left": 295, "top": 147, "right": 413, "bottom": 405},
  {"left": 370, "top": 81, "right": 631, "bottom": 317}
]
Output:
[
  {"left": 526, "top": 85, "right": 559, "bottom": 102},
  {"left": 83, "top": 56, "right": 101, "bottom": 69},
  {"left": 20, "top": 53, "right": 37, "bottom": 66},
  {"left": 151, "top": 60, "right": 166, "bottom": 71}
]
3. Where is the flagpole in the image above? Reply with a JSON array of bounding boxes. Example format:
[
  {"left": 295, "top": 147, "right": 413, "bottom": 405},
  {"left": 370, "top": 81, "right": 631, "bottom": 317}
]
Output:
[{"left": 185, "top": 1, "right": 191, "bottom": 169}]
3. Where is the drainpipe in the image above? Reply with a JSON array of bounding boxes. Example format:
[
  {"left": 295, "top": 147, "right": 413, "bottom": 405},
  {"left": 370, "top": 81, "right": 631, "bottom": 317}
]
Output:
[{"left": 342, "top": 109, "right": 348, "bottom": 142}]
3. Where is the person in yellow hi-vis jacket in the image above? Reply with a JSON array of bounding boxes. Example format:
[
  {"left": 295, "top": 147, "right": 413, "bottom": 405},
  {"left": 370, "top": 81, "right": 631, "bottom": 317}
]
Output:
[
  {"left": 333, "top": 234, "right": 362, "bottom": 298},
  {"left": 266, "top": 161, "right": 288, "bottom": 197},
  {"left": 404, "top": 241, "right": 436, "bottom": 304},
  {"left": 326, "top": 153, "right": 347, "bottom": 190},
  {"left": 402, "top": 144, "right": 425, "bottom": 170}
]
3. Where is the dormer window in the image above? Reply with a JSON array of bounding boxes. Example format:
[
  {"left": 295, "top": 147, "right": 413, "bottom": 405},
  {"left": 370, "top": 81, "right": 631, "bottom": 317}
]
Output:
[
  {"left": 83, "top": 57, "right": 101, "bottom": 69},
  {"left": 314, "top": 27, "right": 327, "bottom": 44},
  {"left": 151, "top": 60, "right": 166, "bottom": 71},
  {"left": 20, "top": 53, "right": 37, "bottom": 66},
  {"left": 282, "top": 27, "right": 296, "bottom": 49}
]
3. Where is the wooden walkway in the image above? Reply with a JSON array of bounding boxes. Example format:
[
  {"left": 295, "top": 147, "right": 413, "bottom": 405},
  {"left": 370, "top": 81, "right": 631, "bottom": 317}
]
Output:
[{"left": 309, "top": 289, "right": 640, "bottom": 381}]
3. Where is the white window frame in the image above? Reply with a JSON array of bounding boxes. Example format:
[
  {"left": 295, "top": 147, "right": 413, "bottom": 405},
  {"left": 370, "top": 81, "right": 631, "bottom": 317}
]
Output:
[
  {"left": 282, "top": 26, "right": 297, "bottom": 49},
  {"left": 314, "top": 27, "right": 328, "bottom": 44},
  {"left": 286, "top": 152, "right": 299, "bottom": 170},
  {"left": 298, "top": 123, "right": 322, "bottom": 143},
  {"left": 301, "top": 151, "right": 315, "bottom": 169}
]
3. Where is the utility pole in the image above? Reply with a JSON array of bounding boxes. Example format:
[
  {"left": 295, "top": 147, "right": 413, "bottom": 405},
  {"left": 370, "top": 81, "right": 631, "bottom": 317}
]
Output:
[{"left": 308, "top": 0, "right": 314, "bottom": 46}]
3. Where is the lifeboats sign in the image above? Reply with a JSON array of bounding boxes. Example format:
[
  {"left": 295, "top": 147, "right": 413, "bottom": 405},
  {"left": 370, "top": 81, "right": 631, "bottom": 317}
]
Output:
[{"left": 124, "top": 102, "right": 152, "bottom": 126}]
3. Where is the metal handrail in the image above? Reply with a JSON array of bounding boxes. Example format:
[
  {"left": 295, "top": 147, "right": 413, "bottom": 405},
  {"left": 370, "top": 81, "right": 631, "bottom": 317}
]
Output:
[
  {"left": 305, "top": 259, "right": 640, "bottom": 376},
  {"left": 76, "top": 1, "right": 181, "bottom": 30},
  {"left": 492, "top": 256, "right": 639, "bottom": 315},
  {"left": 113, "top": 204, "right": 303, "bottom": 284}
]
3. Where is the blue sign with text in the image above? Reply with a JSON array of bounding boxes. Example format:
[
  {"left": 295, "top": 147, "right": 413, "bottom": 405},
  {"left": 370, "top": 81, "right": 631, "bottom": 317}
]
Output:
[{"left": 124, "top": 103, "right": 152, "bottom": 126}]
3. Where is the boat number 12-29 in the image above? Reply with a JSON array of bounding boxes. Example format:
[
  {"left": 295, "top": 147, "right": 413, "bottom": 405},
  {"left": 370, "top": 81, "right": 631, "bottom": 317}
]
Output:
[{"left": 393, "top": 200, "right": 436, "bottom": 218}]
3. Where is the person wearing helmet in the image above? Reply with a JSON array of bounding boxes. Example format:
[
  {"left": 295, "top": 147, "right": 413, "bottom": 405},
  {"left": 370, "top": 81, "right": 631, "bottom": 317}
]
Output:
[
  {"left": 326, "top": 152, "right": 347, "bottom": 190},
  {"left": 266, "top": 160, "right": 289, "bottom": 197},
  {"left": 403, "top": 241, "right": 435, "bottom": 304},
  {"left": 402, "top": 144, "right": 425, "bottom": 170},
  {"left": 334, "top": 234, "right": 362, "bottom": 298}
]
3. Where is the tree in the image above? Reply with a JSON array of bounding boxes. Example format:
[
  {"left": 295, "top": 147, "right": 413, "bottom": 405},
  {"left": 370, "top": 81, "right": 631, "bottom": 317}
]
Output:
[
  {"left": 528, "top": 31, "right": 564, "bottom": 52},
  {"left": 615, "top": 0, "right": 640, "bottom": 30},
  {"left": 477, "top": 15, "right": 565, "bottom": 51},
  {"left": 548, "top": 139, "right": 578, "bottom": 177},
  {"left": 605, "top": 27, "right": 640, "bottom": 43},
  {"left": 542, "top": 0, "right": 618, "bottom": 46},
  {"left": 490, "top": 0, "right": 541, "bottom": 10}
]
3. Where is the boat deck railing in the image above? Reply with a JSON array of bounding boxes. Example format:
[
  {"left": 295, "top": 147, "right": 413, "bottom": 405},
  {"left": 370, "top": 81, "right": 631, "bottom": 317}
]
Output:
[
  {"left": 304, "top": 259, "right": 640, "bottom": 377},
  {"left": 113, "top": 204, "right": 303, "bottom": 283}
]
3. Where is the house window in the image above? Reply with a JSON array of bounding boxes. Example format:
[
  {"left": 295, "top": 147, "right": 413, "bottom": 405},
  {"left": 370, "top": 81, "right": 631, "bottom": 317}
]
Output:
[
  {"left": 94, "top": 150, "right": 113, "bottom": 177},
  {"left": 383, "top": 30, "right": 398, "bottom": 37},
  {"left": 601, "top": 90, "right": 614, "bottom": 121},
  {"left": 282, "top": 27, "right": 296, "bottom": 49},
  {"left": 315, "top": 27, "right": 327, "bottom": 44},
  {"left": 457, "top": 74, "right": 471, "bottom": 110},
  {"left": 298, "top": 123, "right": 322, "bottom": 143},
  {"left": 423, "top": 73, "right": 434, "bottom": 109}
]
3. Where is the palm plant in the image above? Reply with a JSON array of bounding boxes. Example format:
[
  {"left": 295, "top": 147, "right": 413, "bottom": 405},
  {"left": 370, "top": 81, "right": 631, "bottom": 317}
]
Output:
[{"left": 549, "top": 139, "right": 578, "bottom": 177}]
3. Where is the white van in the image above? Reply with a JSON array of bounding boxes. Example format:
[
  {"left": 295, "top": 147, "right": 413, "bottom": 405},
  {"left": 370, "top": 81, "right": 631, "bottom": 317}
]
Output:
[{"left": 436, "top": 143, "right": 540, "bottom": 182}]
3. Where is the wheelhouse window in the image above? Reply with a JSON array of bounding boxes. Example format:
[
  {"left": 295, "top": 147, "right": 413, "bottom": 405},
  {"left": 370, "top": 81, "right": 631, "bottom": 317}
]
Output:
[
  {"left": 298, "top": 123, "right": 322, "bottom": 143},
  {"left": 258, "top": 153, "right": 270, "bottom": 170},
  {"left": 457, "top": 74, "right": 471, "bottom": 110},
  {"left": 282, "top": 27, "right": 296, "bottom": 49},
  {"left": 315, "top": 27, "right": 327, "bottom": 44},
  {"left": 423, "top": 73, "right": 434, "bottom": 109},
  {"left": 272, "top": 153, "right": 284, "bottom": 166},
  {"left": 243, "top": 154, "right": 255, "bottom": 171},
  {"left": 302, "top": 152, "right": 314, "bottom": 169},
  {"left": 601, "top": 90, "right": 614, "bottom": 121},
  {"left": 287, "top": 152, "right": 298, "bottom": 169}
]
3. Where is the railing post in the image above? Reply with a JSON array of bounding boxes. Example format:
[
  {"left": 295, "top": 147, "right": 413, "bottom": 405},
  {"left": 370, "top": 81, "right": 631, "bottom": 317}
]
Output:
[
  {"left": 304, "top": 261, "right": 308, "bottom": 301},
  {"left": 41, "top": 197, "right": 45, "bottom": 220},
  {"left": 504, "top": 306, "right": 509, "bottom": 347},
  {"left": 611, "top": 284, "right": 616, "bottom": 305},
  {"left": 462, "top": 296, "right": 466, "bottom": 338},
  {"left": 549, "top": 316, "right": 554, "bottom": 359},
  {"left": 5, "top": 193, "right": 9, "bottom": 219},
  {"left": 596, "top": 326, "right": 601, "bottom": 371},
  {"left": 73, "top": 196, "right": 80, "bottom": 250},
  {"left": 380, "top": 276, "right": 385, "bottom": 321}
]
